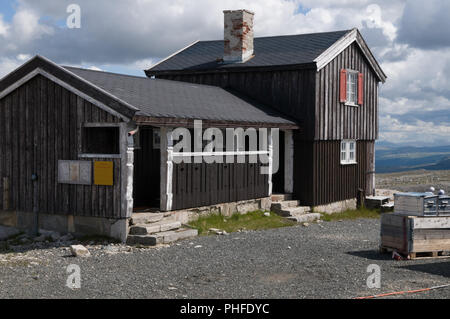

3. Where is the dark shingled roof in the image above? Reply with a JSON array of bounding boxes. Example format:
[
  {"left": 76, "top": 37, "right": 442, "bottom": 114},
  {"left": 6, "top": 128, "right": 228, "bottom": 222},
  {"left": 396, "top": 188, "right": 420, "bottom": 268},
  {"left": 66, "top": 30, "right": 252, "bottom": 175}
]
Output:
[
  {"left": 148, "top": 30, "right": 351, "bottom": 72},
  {"left": 64, "top": 66, "right": 296, "bottom": 125}
]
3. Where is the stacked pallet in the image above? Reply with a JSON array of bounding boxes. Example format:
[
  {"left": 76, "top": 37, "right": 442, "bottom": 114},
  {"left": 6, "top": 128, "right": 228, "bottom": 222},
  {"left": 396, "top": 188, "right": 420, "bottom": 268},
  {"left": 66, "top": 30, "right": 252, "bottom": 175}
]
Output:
[{"left": 380, "top": 213, "right": 450, "bottom": 259}]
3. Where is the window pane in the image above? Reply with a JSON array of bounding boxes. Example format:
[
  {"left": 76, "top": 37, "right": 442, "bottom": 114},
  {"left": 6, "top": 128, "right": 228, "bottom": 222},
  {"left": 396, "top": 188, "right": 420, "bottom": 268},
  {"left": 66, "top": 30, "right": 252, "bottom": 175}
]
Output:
[
  {"left": 346, "top": 72, "right": 358, "bottom": 104},
  {"left": 350, "top": 151, "right": 355, "bottom": 161}
]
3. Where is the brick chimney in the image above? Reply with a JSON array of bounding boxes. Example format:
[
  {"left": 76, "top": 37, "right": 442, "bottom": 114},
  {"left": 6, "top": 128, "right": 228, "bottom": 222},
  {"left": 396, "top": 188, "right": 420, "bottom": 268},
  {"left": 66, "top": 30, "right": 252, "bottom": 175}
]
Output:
[{"left": 223, "top": 9, "right": 254, "bottom": 63}]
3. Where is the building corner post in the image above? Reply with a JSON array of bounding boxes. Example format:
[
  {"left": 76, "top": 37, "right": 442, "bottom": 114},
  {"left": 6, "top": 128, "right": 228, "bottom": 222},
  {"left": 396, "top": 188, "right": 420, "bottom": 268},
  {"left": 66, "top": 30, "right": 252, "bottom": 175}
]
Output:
[
  {"left": 120, "top": 122, "right": 135, "bottom": 219},
  {"left": 268, "top": 128, "right": 274, "bottom": 196},
  {"left": 284, "top": 130, "right": 294, "bottom": 194},
  {"left": 160, "top": 127, "right": 174, "bottom": 212}
]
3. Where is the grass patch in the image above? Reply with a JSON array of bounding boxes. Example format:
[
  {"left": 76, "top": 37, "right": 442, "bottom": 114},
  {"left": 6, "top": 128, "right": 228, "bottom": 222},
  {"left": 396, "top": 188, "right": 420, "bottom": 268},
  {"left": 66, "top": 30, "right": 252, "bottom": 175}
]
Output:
[
  {"left": 189, "top": 211, "right": 296, "bottom": 236},
  {"left": 319, "top": 207, "right": 381, "bottom": 222}
]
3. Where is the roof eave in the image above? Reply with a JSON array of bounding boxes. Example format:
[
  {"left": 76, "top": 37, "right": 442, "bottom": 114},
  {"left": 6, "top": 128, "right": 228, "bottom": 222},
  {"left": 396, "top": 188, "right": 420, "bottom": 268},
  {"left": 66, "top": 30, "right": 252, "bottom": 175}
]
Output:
[
  {"left": 0, "top": 55, "right": 140, "bottom": 121},
  {"left": 133, "top": 115, "right": 300, "bottom": 130},
  {"left": 146, "top": 62, "right": 317, "bottom": 77},
  {"left": 314, "top": 28, "right": 387, "bottom": 83}
]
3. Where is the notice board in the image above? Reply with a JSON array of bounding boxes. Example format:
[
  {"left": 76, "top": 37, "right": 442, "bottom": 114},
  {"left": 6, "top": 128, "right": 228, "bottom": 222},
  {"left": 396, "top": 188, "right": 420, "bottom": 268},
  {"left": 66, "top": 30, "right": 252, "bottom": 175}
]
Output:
[
  {"left": 94, "top": 161, "right": 114, "bottom": 186},
  {"left": 58, "top": 160, "right": 92, "bottom": 185}
]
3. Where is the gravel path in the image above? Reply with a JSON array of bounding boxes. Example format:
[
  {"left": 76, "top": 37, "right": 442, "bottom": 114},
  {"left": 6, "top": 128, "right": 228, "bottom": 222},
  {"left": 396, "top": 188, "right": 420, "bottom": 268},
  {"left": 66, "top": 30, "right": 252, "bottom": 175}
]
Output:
[{"left": 0, "top": 219, "right": 449, "bottom": 299}]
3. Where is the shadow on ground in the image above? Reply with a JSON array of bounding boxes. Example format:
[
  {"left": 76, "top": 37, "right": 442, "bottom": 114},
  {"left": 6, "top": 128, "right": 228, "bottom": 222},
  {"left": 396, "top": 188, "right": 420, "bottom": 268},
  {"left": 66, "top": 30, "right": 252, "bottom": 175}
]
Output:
[
  {"left": 346, "top": 250, "right": 393, "bottom": 261},
  {"left": 400, "top": 261, "right": 450, "bottom": 278}
]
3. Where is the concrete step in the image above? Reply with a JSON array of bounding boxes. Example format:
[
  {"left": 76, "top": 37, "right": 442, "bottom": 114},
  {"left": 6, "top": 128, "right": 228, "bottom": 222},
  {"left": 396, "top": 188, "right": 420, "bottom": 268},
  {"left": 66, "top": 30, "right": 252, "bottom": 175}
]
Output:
[
  {"left": 130, "top": 213, "right": 165, "bottom": 225},
  {"left": 286, "top": 213, "right": 321, "bottom": 223},
  {"left": 271, "top": 194, "right": 292, "bottom": 202},
  {"left": 271, "top": 200, "right": 301, "bottom": 211},
  {"left": 273, "top": 206, "right": 311, "bottom": 217},
  {"left": 127, "top": 228, "right": 198, "bottom": 246},
  {"left": 129, "top": 220, "right": 182, "bottom": 235}
]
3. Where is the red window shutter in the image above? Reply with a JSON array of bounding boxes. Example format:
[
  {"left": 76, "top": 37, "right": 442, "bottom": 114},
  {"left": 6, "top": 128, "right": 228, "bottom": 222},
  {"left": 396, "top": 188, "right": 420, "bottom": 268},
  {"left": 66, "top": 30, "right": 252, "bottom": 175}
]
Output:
[
  {"left": 340, "top": 69, "right": 347, "bottom": 103},
  {"left": 358, "top": 72, "right": 364, "bottom": 105}
]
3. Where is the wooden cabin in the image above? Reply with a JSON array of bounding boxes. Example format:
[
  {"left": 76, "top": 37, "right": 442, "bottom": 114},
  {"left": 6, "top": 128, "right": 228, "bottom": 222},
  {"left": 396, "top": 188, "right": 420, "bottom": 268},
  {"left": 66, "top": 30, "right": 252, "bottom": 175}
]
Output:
[
  {"left": 0, "top": 10, "right": 386, "bottom": 242},
  {"left": 146, "top": 10, "right": 387, "bottom": 210}
]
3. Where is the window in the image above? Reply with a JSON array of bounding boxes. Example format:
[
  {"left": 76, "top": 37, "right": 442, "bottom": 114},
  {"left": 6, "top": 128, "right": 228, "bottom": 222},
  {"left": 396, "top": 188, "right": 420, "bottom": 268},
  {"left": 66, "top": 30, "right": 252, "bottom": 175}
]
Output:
[
  {"left": 346, "top": 71, "right": 358, "bottom": 105},
  {"left": 82, "top": 127, "right": 120, "bottom": 155},
  {"left": 340, "top": 69, "right": 363, "bottom": 106},
  {"left": 340, "top": 140, "right": 357, "bottom": 165}
]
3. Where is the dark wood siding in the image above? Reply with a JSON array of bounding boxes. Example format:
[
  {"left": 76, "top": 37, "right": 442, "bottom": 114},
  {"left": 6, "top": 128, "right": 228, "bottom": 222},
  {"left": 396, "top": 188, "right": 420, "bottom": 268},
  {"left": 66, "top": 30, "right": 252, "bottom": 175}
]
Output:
[
  {"left": 172, "top": 156, "right": 269, "bottom": 210},
  {"left": 157, "top": 68, "right": 317, "bottom": 139},
  {"left": 155, "top": 43, "right": 380, "bottom": 207},
  {"left": 315, "top": 42, "right": 379, "bottom": 141},
  {"left": 0, "top": 75, "right": 124, "bottom": 218},
  {"left": 294, "top": 139, "right": 375, "bottom": 206}
]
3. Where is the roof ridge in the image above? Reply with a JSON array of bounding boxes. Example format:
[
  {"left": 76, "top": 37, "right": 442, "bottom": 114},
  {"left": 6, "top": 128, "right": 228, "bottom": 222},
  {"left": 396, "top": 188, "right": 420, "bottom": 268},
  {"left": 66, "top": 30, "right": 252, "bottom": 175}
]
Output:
[
  {"left": 63, "top": 66, "right": 147, "bottom": 80},
  {"left": 197, "top": 29, "right": 353, "bottom": 43},
  {"left": 66, "top": 65, "right": 226, "bottom": 90}
]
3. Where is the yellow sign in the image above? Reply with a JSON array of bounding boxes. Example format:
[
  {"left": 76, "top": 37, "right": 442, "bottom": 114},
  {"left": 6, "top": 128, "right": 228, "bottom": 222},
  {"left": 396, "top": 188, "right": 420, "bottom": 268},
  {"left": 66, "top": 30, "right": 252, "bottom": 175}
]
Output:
[{"left": 94, "top": 161, "right": 114, "bottom": 186}]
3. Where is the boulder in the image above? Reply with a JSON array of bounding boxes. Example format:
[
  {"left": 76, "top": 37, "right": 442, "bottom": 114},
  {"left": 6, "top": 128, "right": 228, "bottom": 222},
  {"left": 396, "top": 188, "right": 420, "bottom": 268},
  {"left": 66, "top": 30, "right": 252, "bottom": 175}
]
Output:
[{"left": 70, "top": 245, "right": 91, "bottom": 258}]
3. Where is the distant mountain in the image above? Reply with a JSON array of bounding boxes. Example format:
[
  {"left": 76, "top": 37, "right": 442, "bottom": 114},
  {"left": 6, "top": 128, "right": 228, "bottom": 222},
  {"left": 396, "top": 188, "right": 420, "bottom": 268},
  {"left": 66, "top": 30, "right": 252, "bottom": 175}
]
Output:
[
  {"left": 418, "top": 157, "right": 450, "bottom": 171},
  {"left": 375, "top": 144, "right": 450, "bottom": 173}
]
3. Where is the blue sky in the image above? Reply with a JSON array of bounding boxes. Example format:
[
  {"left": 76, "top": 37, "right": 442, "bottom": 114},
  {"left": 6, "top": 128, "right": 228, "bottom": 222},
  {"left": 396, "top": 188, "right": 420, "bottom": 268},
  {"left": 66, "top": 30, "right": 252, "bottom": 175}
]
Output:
[
  {"left": 0, "top": 0, "right": 449, "bottom": 146},
  {"left": 0, "top": 1, "right": 15, "bottom": 22}
]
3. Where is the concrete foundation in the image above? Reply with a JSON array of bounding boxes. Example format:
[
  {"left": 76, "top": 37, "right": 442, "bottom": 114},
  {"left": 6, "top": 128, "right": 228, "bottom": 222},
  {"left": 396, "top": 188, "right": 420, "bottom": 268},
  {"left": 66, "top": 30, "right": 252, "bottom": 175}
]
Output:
[
  {"left": 164, "top": 197, "right": 272, "bottom": 224},
  {"left": 0, "top": 210, "right": 129, "bottom": 242},
  {"left": 312, "top": 198, "right": 357, "bottom": 214}
]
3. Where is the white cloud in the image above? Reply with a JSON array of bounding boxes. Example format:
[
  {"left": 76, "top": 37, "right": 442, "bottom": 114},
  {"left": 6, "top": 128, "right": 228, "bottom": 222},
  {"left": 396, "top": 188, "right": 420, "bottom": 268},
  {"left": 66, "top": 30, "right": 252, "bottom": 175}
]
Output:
[
  {"left": 0, "top": 14, "right": 9, "bottom": 36},
  {"left": 0, "top": 57, "right": 22, "bottom": 78},
  {"left": 379, "top": 115, "right": 450, "bottom": 145},
  {"left": 0, "top": 0, "right": 448, "bottom": 146},
  {"left": 87, "top": 66, "right": 103, "bottom": 71}
]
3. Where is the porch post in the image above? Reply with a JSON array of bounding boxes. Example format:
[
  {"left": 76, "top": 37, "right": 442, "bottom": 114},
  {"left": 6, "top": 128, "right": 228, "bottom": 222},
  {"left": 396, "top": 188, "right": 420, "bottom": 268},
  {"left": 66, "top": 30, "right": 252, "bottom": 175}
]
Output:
[
  {"left": 160, "top": 127, "right": 174, "bottom": 212},
  {"left": 268, "top": 128, "right": 273, "bottom": 196},
  {"left": 284, "top": 130, "right": 294, "bottom": 194},
  {"left": 120, "top": 122, "right": 135, "bottom": 218}
]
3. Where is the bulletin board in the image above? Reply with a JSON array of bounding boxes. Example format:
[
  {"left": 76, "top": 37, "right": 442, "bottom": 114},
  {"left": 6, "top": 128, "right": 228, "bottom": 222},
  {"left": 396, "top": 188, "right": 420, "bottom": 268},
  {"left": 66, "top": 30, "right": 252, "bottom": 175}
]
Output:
[{"left": 94, "top": 161, "right": 114, "bottom": 186}]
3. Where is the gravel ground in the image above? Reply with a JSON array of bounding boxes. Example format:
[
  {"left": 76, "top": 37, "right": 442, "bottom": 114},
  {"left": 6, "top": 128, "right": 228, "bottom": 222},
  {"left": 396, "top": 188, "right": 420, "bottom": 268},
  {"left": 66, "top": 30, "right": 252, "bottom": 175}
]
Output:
[{"left": 0, "top": 219, "right": 449, "bottom": 299}]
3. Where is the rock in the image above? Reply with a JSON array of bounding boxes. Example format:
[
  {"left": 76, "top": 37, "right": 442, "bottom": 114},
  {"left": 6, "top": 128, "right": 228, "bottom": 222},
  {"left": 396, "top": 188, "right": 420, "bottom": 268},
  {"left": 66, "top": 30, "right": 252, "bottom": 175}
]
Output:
[
  {"left": 34, "top": 235, "right": 47, "bottom": 242},
  {"left": 60, "top": 234, "right": 74, "bottom": 242},
  {"left": 50, "top": 232, "right": 60, "bottom": 242},
  {"left": 20, "top": 238, "right": 31, "bottom": 244},
  {"left": 0, "top": 241, "right": 7, "bottom": 250},
  {"left": 70, "top": 245, "right": 91, "bottom": 258},
  {"left": 209, "top": 228, "right": 228, "bottom": 236},
  {"left": 264, "top": 212, "right": 271, "bottom": 217},
  {"left": 303, "top": 223, "right": 310, "bottom": 227},
  {"left": 0, "top": 226, "right": 21, "bottom": 241}
]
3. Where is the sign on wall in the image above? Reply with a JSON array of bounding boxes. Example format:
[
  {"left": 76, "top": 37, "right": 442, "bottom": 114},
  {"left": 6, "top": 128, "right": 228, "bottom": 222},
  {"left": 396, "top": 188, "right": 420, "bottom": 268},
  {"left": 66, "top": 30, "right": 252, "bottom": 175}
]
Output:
[
  {"left": 94, "top": 161, "right": 114, "bottom": 186},
  {"left": 58, "top": 160, "right": 92, "bottom": 185}
]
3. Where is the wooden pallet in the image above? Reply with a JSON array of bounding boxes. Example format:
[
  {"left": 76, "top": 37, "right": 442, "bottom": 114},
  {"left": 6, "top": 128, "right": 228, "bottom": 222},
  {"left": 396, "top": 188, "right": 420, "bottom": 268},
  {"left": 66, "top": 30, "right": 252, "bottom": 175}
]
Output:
[
  {"left": 380, "top": 214, "right": 450, "bottom": 260},
  {"left": 380, "top": 245, "right": 450, "bottom": 260}
]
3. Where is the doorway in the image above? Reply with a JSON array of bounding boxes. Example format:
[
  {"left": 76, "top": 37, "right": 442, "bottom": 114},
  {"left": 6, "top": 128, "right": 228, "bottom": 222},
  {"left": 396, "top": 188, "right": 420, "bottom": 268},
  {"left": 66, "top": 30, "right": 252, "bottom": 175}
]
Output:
[{"left": 133, "top": 127, "right": 161, "bottom": 210}]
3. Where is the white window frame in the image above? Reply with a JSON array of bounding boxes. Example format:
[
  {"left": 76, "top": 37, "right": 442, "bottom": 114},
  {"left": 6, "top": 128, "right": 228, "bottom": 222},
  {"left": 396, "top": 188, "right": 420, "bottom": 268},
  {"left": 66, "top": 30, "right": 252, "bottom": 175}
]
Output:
[
  {"left": 341, "top": 140, "right": 357, "bottom": 165},
  {"left": 346, "top": 70, "right": 359, "bottom": 107}
]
